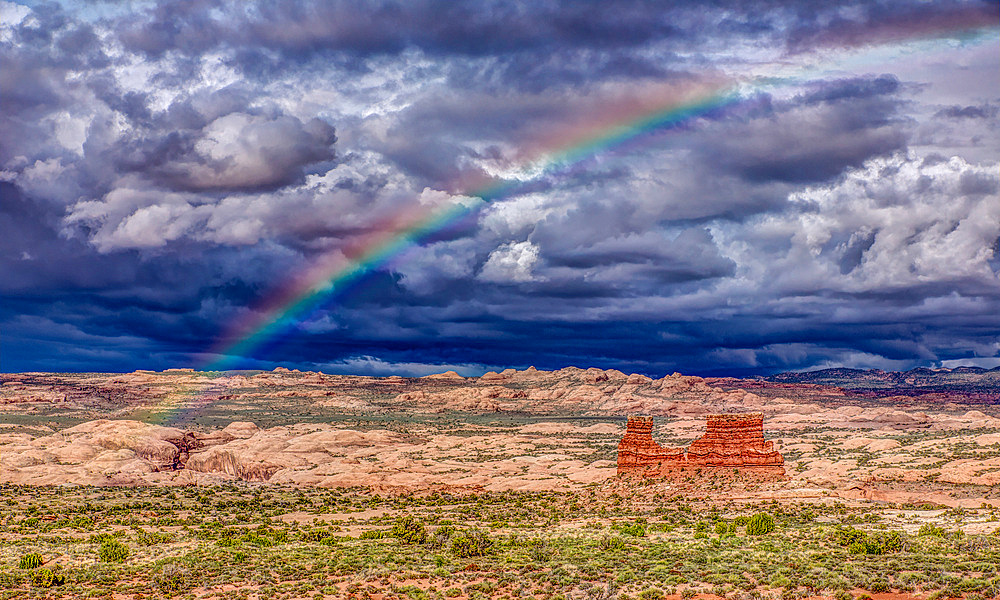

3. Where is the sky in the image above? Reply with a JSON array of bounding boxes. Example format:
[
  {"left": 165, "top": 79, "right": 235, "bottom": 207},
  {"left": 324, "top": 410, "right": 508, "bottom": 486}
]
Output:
[{"left": 1, "top": 0, "right": 998, "bottom": 377}]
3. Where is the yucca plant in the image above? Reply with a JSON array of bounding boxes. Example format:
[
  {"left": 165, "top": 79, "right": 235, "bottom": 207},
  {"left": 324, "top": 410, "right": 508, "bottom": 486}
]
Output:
[{"left": 18, "top": 553, "right": 43, "bottom": 569}]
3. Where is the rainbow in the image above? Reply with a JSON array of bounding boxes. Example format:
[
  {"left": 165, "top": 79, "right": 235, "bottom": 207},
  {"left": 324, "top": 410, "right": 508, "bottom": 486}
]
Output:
[
  {"left": 150, "top": 13, "right": 998, "bottom": 426},
  {"left": 205, "top": 80, "right": 739, "bottom": 370}
]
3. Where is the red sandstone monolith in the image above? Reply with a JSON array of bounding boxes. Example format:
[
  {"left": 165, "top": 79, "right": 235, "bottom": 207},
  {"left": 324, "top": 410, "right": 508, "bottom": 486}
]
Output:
[{"left": 617, "top": 413, "right": 784, "bottom": 476}]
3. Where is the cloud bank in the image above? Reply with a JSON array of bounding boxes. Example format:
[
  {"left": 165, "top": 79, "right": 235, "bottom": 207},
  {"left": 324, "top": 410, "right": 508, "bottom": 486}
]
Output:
[{"left": 1, "top": 0, "right": 997, "bottom": 376}]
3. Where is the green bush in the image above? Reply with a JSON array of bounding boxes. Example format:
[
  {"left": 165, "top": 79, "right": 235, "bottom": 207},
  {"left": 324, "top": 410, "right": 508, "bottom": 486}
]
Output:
[
  {"left": 639, "top": 588, "right": 664, "bottom": 600},
  {"left": 834, "top": 591, "right": 854, "bottom": 600},
  {"left": 299, "top": 528, "right": 330, "bottom": 542},
  {"left": 746, "top": 513, "right": 775, "bottom": 536},
  {"left": 98, "top": 539, "right": 130, "bottom": 563},
  {"left": 428, "top": 524, "right": 455, "bottom": 549},
  {"left": 918, "top": 524, "right": 947, "bottom": 537},
  {"left": 391, "top": 516, "right": 428, "bottom": 544},
  {"left": 31, "top": 567, "right": 64, "bottom": 588},
  {"left": 848, "top": 541, "right": 868, "bottom": 555},
  {"left": 239, "top": 533, "right": 275, "bottom": 547},
  {"left": 359, "top": 530, "right": 387, "bottom": 540},
  {"left": 868, "top": 581, "right": 891, "bottom": 593},
  {"left": 600, "top": 536, "right": 626, "bottom": 551},
  {"left": 621, "top": 521, "right": 647, "bottom": 537},
  {"left": 450, "top": 530, "right": 494, "bottom": 558},
  {"left": 155, "top": 563, "right": 192, "bottom": 593},
  {"left": 839, "top": 526, "right": 905, "bottom": 555},
  {"left": 715, "top": 521, "right": 729, "bottom": 535},
  {"left": 526, "top": 539, "right": 554, "bottom": 562},
  {"left": 19, "top": 553, "right": 43, "bottom": 569}
]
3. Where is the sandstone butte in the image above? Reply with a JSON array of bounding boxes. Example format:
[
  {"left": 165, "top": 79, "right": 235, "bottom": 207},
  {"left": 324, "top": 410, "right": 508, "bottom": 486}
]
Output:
[{"left": 617, "top": 412, "right": 785, "bottom": 476}]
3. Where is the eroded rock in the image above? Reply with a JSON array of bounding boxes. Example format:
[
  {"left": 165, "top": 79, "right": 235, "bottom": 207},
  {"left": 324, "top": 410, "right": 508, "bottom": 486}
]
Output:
[{"left": 617, "top": 413, "right": 784, "bottom": 476}]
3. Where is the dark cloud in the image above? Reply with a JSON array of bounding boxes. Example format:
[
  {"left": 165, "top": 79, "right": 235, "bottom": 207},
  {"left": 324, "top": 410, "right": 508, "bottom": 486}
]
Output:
[
  {"left": 934, "top": 103, "right": 1000, "bottom": 119},
  {"left": 697, "top": 77, "right": 910, "bottom": 183},
  {"left": 784, "top": 0, "right": 998, "bottom": 53},
  {"left": 120, "top": 111, "right": 337, "bottom": 192},
  {"left": 1, "top": 0, "right": 998, "bottom": 376}
]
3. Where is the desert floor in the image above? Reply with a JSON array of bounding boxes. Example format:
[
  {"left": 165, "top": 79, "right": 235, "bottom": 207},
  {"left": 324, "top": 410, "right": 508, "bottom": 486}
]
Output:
[{"left": 1, "top": 367, "right": 998, "bottom": 599}]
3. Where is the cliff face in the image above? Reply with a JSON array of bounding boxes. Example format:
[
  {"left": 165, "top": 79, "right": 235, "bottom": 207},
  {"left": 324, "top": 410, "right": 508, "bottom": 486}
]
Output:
[
  {"left": 616, "top": 416, "right": 685, "bottom": 469},
  {"left": 617, "top": 413, "right": 784, "bottom": 475}
]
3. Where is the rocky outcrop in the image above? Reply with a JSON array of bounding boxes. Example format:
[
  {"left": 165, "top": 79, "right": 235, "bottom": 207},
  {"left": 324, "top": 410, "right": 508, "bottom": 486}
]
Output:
[
  {"left": 616, "top": 416, "right": 685, "bottom": 469},
  {"left": 686, "top": 413, "right": 784, "bottom": 468},
  {"left": 0, "top": 420, "right": 207, "bottom": 485},
  {"left": 617, "top": 413, "right": 784, "bottom": 475}
]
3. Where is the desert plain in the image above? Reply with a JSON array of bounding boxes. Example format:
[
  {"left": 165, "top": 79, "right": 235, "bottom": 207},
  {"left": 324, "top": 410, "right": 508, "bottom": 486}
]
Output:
[{"left": 2, "top": 366, "right": 999, "bottom": 600}]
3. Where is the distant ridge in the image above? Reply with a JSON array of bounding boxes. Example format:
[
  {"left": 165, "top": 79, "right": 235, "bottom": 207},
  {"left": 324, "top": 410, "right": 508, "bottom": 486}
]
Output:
[{"left": 767, "top": 365, "right": 1000, "bottom": 394}]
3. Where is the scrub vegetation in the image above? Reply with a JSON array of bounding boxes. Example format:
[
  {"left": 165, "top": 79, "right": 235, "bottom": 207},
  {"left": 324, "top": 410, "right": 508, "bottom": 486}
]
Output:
[{"left": 2, "top": 484, "right": 999, "bottom": 600}]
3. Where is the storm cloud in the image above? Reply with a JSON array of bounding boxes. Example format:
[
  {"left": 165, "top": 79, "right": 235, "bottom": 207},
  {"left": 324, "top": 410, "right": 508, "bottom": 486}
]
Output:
[{"left": 1, "top": 0, "right": 998, "bottom": 375}]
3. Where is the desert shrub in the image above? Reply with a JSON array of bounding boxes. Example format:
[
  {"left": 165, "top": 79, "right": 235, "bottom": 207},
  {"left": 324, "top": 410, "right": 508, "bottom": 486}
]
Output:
[
  {"left": 734, "top": 515, "right": 750, "bottom": 526},
  {"left": 359, "top": 530, "right": 387, "bottom": 540},
  {"left": 391, "top": 516, "right": 428, "bottom": 544},
  {"left": 89, "top": 532, "right": 120, "bottom": 544},
  {"left": 747, "top": 513, "right": 775, "bottom": 536},
  {"left": 622, "top": 521, "right": 647, "bottom": 537},
  {"left": 155, "top": 563, "right": 192, "bottom": 593},
  {"left": 868, "top": 580, "right": 891, "bottom": 593},
  {"left": 681, "top": 588, "right": 697, "bottom": 600},
  {"left": 600, "top": 536, "right": 626, "bottom": 551},
  {"left": 133, "top": 528, "right": 173, "bottom": 546},
  {"left": 873, "top": 530, "right": 906, "bottom": 553},
  {"left": 715, "top": 521, "right": 729, "bottom": 535},
  {"left": 639, "top": 588, "right": 665, "bottom": 600},
  {"left": 837, "top": 526, "right": 867, "bottom": 546},
  {"left": 239, "top": 532, "right": 275, "bottom": 547},
  {"left": 616, "top": 569, "right": 636, "bottom": 583},
  {"left": 428, "top": 524, "right": 455, "bottom": 549},
  {"left": 834, "top": 591, "right": 854, "bottom": 600},
  {"left": 31, "top": 567, "right": 64, "bottom": 588},
  {"left": 19, "top": 553, "right": 43, "bottom": 569},
  {"left": 98, "top": 539, "right": 130, "bottom": 563},
  {"left": 444, "top": 588, "right": 462, "bottom": 597},
  {"left": 848, "top": 541, "right": 870, "bottom": 555},
  {"left": 451, "top": 530, "right": 495, "bottom": 558},
  {"left": 299, "top": 528, "right": 330, "bottom": 542},
  {"left": 526, "top": 539, "right": 554, "bottom": 562},
  {"left": 918, "top": 524, "right": 947, "bottom": 537},
  {"left": 840, "top": 527, "right": 905, "bottom": 555}
]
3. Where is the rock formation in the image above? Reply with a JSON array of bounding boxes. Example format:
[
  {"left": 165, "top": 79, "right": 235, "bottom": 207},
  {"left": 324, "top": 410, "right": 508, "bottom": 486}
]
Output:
[{"left": 617, "top": 413, "right": 784, "bottom": 475}]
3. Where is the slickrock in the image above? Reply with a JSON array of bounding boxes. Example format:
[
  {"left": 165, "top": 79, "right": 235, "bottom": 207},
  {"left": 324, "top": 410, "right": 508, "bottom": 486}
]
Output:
[
  {"left": 617, "top": 413, "right": 784, "bottom": 476},
  {"left": 0, "top": 420, "right": 200, "bottom": 485},
  {"left": 423, "top": 370, "right": 465, "bottom": 380},
  {"left": 3, "top": 367, "right": 999, "bottom": 504}
]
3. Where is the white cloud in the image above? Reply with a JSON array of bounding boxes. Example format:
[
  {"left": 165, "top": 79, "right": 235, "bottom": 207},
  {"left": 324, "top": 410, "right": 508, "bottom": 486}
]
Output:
[
  {"left": 716, "top": 152, "right": 1000, "bottom": 297},
  {"left": 313, "top": 355, "right": 492, "bottom": 377},
  {"left": 938, "top": 357, "right": 1000, "bottom": 369},
  {"left": 478, "top": 240, "right": 544, "bottom": 283}
]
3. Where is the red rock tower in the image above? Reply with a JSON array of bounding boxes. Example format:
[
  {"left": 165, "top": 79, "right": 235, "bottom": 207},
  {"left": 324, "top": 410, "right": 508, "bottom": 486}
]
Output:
[
  {"left": 617, "top": 413, "right": 784, "bottom": 476},
  {"left": 617, "top": 416, "right": 684, "bottom": 469},
  {"left": 686, "top": 413, "right": 783, "bottom": 468}
]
